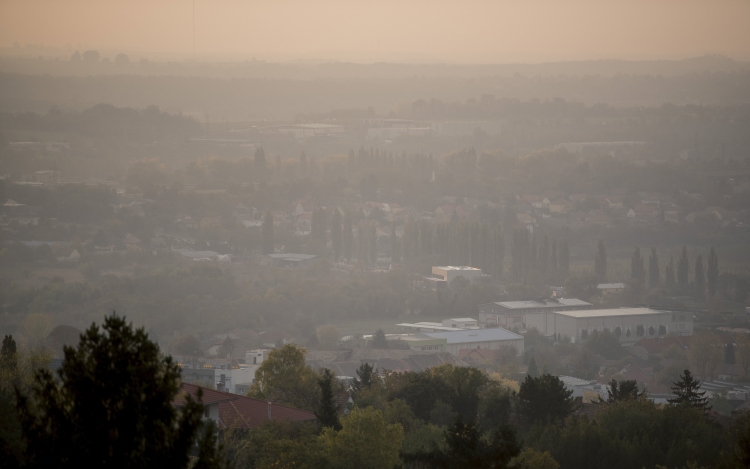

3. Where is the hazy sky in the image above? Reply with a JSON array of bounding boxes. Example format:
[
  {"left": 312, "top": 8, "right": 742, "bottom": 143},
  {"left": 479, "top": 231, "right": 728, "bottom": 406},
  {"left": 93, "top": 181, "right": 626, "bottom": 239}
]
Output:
[{"left": 1, "top": 0, "right": 749, "bottom": 63}]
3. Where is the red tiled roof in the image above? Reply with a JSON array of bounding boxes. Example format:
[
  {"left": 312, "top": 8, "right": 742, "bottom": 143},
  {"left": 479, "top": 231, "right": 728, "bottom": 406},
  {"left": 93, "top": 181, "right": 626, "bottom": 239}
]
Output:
[
  {"left": 176, "top": 383, "right": 316, "bottom": 430},
  {"left": 458, "top": 348, "right": 498, "bottom": 362},
  {"left": 634, "top": 336, "right": 692, "bottom": 355}
]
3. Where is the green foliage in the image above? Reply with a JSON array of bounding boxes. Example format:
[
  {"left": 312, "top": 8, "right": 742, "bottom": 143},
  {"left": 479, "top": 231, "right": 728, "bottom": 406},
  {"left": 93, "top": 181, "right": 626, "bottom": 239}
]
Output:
[
  {"left": 222, "top": 420, "right": 323, "bottom": 469},
  {"left": 527, "top": 357, "right": 539, "bottom": 378},
  {"left": 352, "top": 362, "right": 377, "bottom": 393},
  {"left": 13, "top": 313, "right": 221, "bottom": 468},
  {"left": 316, "top": 368, "right": 342, "bottom": 431},
  {"left": 371, "top": 328, "right": 388, "bottom": 349},
  {"left": 477, "top": 385, "right": 513, "bottom": 432},
  {"left": 668, "top": 369, "right": 710, "bottom": 411},
  {"left": 170, "top": 334, "right": 203, "bottom": 356},
  {"left": 1, "top": 335, "right": 17, "bottom": 372},
  {"left": 248, "top": 344, "right": 320, "bottom": 412},
  {"left": 527, "top": 399, "right": 725, "bottom": 469},
  {"left": 320, "top": 407, "right": 403, "bottom": 469},
  {"left": 584, "top": 329, "right": 623, "bottom": 360},
  {"left": 510, "top": 447, "right": 559, "bottom": 469},
  {"left": 606, "top": 379, "right": 642, "bottom": 403},
  {"left": 404, "top": 416, "right": 520, "bottom": 469},
  {"left": 518, "top": 374, "right": 575, "bottom": 424}
]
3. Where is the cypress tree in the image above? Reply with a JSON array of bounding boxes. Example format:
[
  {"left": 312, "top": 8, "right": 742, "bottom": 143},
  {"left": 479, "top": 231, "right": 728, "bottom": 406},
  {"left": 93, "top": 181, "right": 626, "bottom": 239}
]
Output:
[
  {"left": 559, "top": 240, "right": 570, "bottom": 276},
  {"left": 665, "top": 256, "right": 676, "bottom": 291},
  {"left": 695, "top": 254, "right": 706, "bottom": 299},
  {"left": 648, "top": 247, "right": 660, "bottom": 289},
  {"left": 707, "top": 247, "right": 719, "bottom": 298},
  {"left": 631, "top": 247, "right": 645, "bottom": 285},
  {"left": 551, "top": 239, "right": 558, "bottom": 270},
  {"left": 369, "top": 223, "right": 378, "bottom": 265},
  {"left": 594, "top": 239, "right": 607, "bottom": 282},
  {"left": 677, "top": 245, "right": 690, "bottom": 293},
  {"left": 316, "top": 368, "right": 342, "bottom": 430},
  {"left": 343, "top": 211, "right": 353, "bottom": 262}
]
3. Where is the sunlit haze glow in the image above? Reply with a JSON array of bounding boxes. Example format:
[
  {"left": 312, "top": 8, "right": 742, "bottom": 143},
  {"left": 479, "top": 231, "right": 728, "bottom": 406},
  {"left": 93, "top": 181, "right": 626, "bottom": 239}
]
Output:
[{"left": 1, "top": 0, "right": 749, "bottom": 63}]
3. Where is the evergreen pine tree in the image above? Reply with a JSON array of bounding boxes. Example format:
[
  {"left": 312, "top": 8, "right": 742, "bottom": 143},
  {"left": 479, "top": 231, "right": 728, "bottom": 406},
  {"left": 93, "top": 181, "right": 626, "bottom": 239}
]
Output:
[
  {"left": 594, "top": 239, "right": 607, "bottom": 282},
  {"left": 648, "top": 247, "right": 660, "bottom": 289},
  {"left": 667, "top": 369, "right": 710, "bottom": 411},
  {"left": 707, "top": 247, "right": 719, "bottom": 298},
  {"left": 316, "top": 368, "right": 342, "bottom": 431}
]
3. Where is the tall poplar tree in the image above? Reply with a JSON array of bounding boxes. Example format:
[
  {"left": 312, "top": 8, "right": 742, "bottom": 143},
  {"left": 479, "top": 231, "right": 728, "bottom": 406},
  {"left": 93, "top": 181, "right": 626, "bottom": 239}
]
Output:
[
  {"left": 695, "top": 254, "right": 706, "bottom": 299},
  {"left": 331, "top": 210, "right": 342, "bottom": 261},
  {"left": 631, "top": 247, "right": 645, "bottom": 285},
  {"left": 707, "top": 247, "right": 719, "bottom": 298},
  {"left": 648, "top": 247, "right": 660, "bottom": 289},
  {"left": 343, "top": 211, "right": 353, "bottom": 262},
  {"left": 665, "top": 256, "right": 676, "bottom": 291},
  {"left": 594, "top": 239, "right": 607, "bottom": 282},
  {"left": 677, "top": 245, "right": 690, "bottom": 293},
  {"left": 262, "top": 210, "right": 274, "bottom": 255},
  {"left": 559, "top": 240, "right": 570, "bottom": 277}
]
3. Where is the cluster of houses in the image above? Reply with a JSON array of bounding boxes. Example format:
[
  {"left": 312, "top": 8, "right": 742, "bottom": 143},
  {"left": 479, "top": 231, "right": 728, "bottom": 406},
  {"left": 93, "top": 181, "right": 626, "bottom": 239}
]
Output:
[{"left": 513, "top": 189, "right": 748, "bottom": 232}]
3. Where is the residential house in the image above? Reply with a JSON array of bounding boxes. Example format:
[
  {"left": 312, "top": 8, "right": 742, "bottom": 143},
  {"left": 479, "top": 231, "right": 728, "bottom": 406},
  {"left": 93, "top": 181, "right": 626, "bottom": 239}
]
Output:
[
  {"left": 549, "top": 198, "right": 572, "bottom": 214},
  {"left": 175, "top": 383, "right": 317, "bottom": 430}
]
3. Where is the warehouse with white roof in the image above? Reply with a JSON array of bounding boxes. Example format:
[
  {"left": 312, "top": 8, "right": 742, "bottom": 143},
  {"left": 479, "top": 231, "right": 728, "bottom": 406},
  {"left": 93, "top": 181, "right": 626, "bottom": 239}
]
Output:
[
  {"left": 478, "top": 298, "right": 592, "bottom": 328},
  {"left": 525, "top": 307, "right": 693, "bottom": 344},
  {"left": 426, "top": 329, "right": 524, "bottom": 356}
]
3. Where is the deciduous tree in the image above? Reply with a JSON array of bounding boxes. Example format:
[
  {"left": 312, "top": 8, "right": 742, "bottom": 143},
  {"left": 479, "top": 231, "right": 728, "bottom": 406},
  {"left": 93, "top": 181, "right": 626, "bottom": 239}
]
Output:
[{"left": 518, "top": 374, "right": 574, "bottom": 424}]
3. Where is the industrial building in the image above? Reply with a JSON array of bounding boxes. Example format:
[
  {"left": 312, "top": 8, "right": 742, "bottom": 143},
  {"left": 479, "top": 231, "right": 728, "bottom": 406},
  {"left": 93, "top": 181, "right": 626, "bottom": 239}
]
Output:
[
  {"left": 430, "top": 266, "right": 483, "bottom": 285},
  {"left": 399, "top": 328, "right": 524, "bottom": 357},
  {"left": 478, "top": 298, "right": 592, "bottom": 328},
  {"left": 524, "top": 307, "right": 693, "bottom": 344},
  {"left": 397, "top": 317, "right": 479, "bottom": 332}
]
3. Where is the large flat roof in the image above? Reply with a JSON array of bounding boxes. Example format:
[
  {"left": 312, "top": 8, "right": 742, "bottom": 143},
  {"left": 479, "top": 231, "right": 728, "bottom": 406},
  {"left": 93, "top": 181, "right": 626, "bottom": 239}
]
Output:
[
  {"left": 492, "top": 298, "right": 592, "bottom": 310},
  {"left": 423, "top": 328, "right": 523, "bottom": 344},
  {"left": 433, "top": 266, "right": 481, "bottom": 271},
  {"left": 554, "top": 307, "right": 669, "bottom": 319}
]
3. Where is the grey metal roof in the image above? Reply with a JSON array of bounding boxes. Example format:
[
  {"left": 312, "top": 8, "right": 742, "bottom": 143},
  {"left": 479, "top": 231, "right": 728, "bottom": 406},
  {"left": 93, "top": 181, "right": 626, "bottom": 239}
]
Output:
[
  {"left": 491, "top": 298, "right": 592, "bottom": 310},
  {"left": 423, "top": 328, "right": 523, "bottom": 344},
  {"left": 266, "top": 253, "right": 318, "bottom": 260},
  {"left": 555, "top": 307, "right": 669, "bottom": 318}
]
